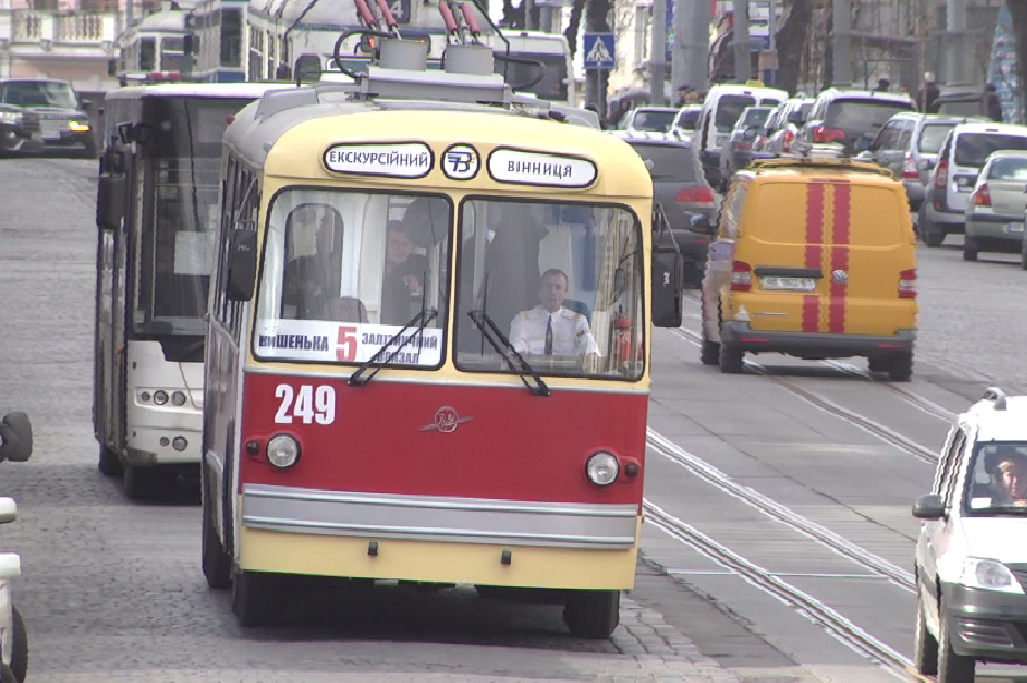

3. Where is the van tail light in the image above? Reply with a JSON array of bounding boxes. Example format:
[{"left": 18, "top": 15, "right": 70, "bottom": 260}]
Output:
[
  {"left": 782, "top": 129, "right": 795, "bottom": 152},
  {"left": 676, "top": 186, "right": 715, "bottom": 204},
  {"left": 935, "top": 158, "right": 949, "bottom": 188},
  {"left": 730, "top": 261, "right": 753, "bottom": 291},
  {"left": 974, "top": 183, "right": 992, "bottom": 206},
  {"left": 813, "top": 127, "right": 845, "bottom": 143},
  {"left": 898, "top": 268, "right": 917, "bottom": 299},
  {"left": 735, "top": 140, "right": 752, "bottom": 151},
  {"left": 901, "top": 155, "right": 919, "bottom": 179}
]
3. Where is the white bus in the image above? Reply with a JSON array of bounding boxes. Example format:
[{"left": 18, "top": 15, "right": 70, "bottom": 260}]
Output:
[
  {"left": 110, "top": 0, "right": 194, "bottom": 86},
  {"left": 93, "top": 83, "right": 294, "bottom": 499},
  {"left": 488, "top": 30, "right": 575, "bottom": 108}
]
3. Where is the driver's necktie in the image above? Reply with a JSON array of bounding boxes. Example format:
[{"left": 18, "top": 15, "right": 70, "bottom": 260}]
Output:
[{"left": 544, "top": 316, "right": 553, "bottom": 355}]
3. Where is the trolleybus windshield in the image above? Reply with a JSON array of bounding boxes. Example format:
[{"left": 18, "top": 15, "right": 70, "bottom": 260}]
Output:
[
  {"left": 454, "top": 199, "right": 644, "bottom": 380},
  {"left": 253, "top": 190, "right": 452, "bottom": 368},
  {"left": 132, "top": 97, "right": 251, "bottom": 341}
]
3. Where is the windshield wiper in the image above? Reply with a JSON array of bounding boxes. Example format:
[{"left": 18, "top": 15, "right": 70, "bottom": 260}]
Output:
[
  {"left": 348, "top": 307, "right": 439, "bottom": 387},
  {"left": 467, "top": 309, "right": 549, "bottom": 397}
]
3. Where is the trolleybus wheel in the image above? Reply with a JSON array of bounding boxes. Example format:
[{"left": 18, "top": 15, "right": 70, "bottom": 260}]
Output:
[
  {"left": 231, "top": 571, "right": 287, "bottom": 627},
  {"left": 98, "top": 442, "right": 123, "bottom": 477},
  {"left": 562, "top": 589, "right": 620, "bottom": 639},
  {"left": 9, "top": 605, "right": 27, "bottom": 683},
  {"left": 202, "top": 462, "right": 231, "bottom": 590},
  {"left": 122, "top": 465, "right": 156, "bottom": 501}
]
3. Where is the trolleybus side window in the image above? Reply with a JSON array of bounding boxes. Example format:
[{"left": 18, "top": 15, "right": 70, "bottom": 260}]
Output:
[
  {"left": 454, "top": 198, "right": 644, "bottom": 380},
  {"left": 253, "top": 190, "right": 452, "bottom": 367}
]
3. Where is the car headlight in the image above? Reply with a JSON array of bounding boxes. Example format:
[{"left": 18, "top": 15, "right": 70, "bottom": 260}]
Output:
[
  {"left": 960, "top": 558, "right": 1024, "bottom": 593},
  {"left": 68, "top": 120, "right": 89, "bottom": 132},
  {"left": 153, "top": 390, "right": 168, "bottom": 406},
  {"left": 585, "top": 451, "right": 619, "bottom": 486},
  {"left": 266, "top": 434, "right": 300, "bottom": 469},
  {"left": 0, "top": 111, "right": 21, "bottom": 123}
]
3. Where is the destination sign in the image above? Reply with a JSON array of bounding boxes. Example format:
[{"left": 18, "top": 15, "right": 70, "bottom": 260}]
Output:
[
  {"left": 323, "top": 142, "right": 434, "bottom": 179},
  {"left": 487, "top": 148, "right": 598, "bottom": 188}
]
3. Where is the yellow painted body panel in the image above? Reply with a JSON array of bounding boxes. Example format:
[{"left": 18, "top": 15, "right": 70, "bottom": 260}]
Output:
[{"left": 238, "top": 516, "right": 643, "bottom": 590}]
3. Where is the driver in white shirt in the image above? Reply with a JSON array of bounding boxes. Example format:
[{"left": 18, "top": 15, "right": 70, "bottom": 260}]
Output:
[{"left": 509, "top": 269, "right": 599, "bottom": 357}]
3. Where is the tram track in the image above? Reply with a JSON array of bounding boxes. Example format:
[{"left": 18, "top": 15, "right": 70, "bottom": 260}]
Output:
[
  {"left": 642, "top": 500, "right": 913, "bottom": 680},
  {"left": 669, "top": 325, "right": 940, "bottom": 466}
]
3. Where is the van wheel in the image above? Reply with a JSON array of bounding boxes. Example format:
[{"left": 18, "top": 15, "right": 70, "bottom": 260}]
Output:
[
  {"left": 563, "top": 589, "right": 620, "bottom": 639},
  {"left": 719, "top": 341, "right": 744, "bottom": 374},
  {"left": 937, "top": 598, "right": 975, "bottom": 683},
  {"left": 1020, "top": 237, "right": 1027, "bottom": 270},
  {"left": 232, "top": 571, "right": 288, "bottom": 627},
  {"left": 962, "top": 239, "right": 978, "bottom": 261},
  {"left": 914, "top": 593, "right": 938, "bottom": 676},
  {"left": 9, "top": 605, "right": 26, "bottom": 683},
  {"left": 699, "top": 320, "right": 719, "bottom": 365},
  {"left": 122, "top": 465, "right": 156, "bottom": 500},
  {"left": 867, "top": 356, "right": 886, "bottom": 373},
  {"left": 921, "top": 218, "right": 945, "bottom": 247},
  {"left": 98, "top": 441, "right": 122, "bottom": 477},
  {"left": 887, "top": 352, "right": 913, "bottom": 382},
  {"left": 202, "top": 461, "right": 231, "bottom": 590}
]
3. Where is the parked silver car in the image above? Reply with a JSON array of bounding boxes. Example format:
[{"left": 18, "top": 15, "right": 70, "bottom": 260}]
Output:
[
  {"left": 963, "top": 150, "right": 1027, "bottom": 262},
  {"left": 753, "top": 97, "right": 814, "bottom": 159}
]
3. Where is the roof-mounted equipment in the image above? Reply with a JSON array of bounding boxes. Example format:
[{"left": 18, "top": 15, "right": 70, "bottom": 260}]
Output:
[{"left": 982, "top": 386, "right": 1008, "bottom": 411}]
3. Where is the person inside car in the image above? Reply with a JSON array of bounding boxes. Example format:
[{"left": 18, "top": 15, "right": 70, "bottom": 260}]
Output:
[
  {"left": 509, "top": 269, "right": 598, "bottom": 357},
  {"left": 991, "top": 449, "right": 1027, "bottom": 507}
]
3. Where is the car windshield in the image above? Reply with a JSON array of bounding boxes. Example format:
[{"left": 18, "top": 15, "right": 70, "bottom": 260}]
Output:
[
  {"left": 918, "top": 123, "right": 956, "bottom": 154},
  {"left": 453, "top": 199, "right": 644, "bottom": 380},
  {"left": 253, "top": 190, "right": 452, "bottom": 368},
  {"left": 954, "top": 133, "right": 1027, "bottom": 168},
  {"left": 963, "top": 442, "right": 1027, "bottom": 515},
  {"left": 0, "top": 80, "right": 78, "bottom": 109},
  {"left": 627, "top": 143, "right": 698, "bottom": 182},
  {"left": 737, "top": 108, "right": 771, "bottom": 129},
  {"left": 824, "top": 99, "right": 914, "bottom": 133},
  {"left": 675, "top": 110, "right": 700, "bottom": 130},
  {"left": 631, "top": 109, "right": 677, "bottom": 132},
  {"left": 715, "top": 95, "right": 757, "bottom": 132},
  {"left": 987, "top": 156, "right": 1027, "bottom": 179}
]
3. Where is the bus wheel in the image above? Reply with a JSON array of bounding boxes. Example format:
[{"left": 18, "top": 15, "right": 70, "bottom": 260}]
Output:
[
  {"left": 232, "top": 571, "right": 286, "bottom": 627},
  {"left": 9, "top": 605, "right": 27, "bottom": 683},
  {"left": 122, "top": 465, "right": 156, "bottom": 500},
  {"left": 202, "top": 463, "right": 231, "bottom": 590},
  {"left": 98, "top": 442, "right": 123, "bottom": 477},
  {"left": 563, "top": 589, "right": 620, "bottom": 639}
]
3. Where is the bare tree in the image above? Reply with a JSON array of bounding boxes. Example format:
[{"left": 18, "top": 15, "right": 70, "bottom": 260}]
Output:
[
  {"left": 775, "top": 0, "right": 813, "bottom": 95},
  {"left": 565, "top": 0, "right": 587, "bottom": 57},
  {"left": 1009, "top": 0, "right": 1027, "bottom": 119}
]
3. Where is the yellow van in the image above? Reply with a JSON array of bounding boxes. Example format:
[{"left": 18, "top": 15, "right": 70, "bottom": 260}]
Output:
[{"left": 694, "top": 157, "right": 918, "bottom": 381}]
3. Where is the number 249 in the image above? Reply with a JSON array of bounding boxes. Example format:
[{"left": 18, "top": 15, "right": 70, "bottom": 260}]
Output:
[{"left": 274, "top": 384, "right": 336, "bottom": 424}]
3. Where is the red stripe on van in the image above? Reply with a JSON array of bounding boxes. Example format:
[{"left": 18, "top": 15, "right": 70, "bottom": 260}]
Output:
[
  {"left": 803, "top": 183, "right": 825, "bottom": 332},
  {"left": 828, "top": 184, "right": 851, "bottom": 333}
]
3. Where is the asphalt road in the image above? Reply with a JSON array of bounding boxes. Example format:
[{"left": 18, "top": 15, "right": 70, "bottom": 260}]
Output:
[{"left": 1, "top": 157, "right": 1025, "bottom": 682}]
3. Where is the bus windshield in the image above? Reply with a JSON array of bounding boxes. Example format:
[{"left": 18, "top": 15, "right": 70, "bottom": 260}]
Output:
[
  {"left": 132, "top": 97, "right": 254, "bottom": 338},
  {"left": 500, "top": 53, "right": 569, "bottom": 103},
  {"left": 254, "top": 190, "right": 452, "bottom": 368},
  {"left": 454, "top": 199, "right": 644, "bottom": 380}
]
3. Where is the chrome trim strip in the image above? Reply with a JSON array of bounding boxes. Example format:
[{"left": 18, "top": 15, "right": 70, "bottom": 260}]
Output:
[{"left": 242, "top": 484, "right": 638, "bottom": 549}]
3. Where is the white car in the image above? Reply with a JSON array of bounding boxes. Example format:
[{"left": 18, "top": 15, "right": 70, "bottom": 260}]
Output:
[
  {"left": 963, "top": 150, "right": 1027, "bottom": 263},
  {"left": 913, "top": 387, "right": 1027, "bottom": 682}
]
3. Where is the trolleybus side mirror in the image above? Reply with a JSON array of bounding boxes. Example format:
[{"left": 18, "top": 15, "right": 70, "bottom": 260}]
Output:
[
  {"left": 226, "top": 228, "right": 258, "bottom": 302},
  {"left": 0, "top": 412, "right": 32, "bottom": 463},
  {"left": 651, "top": 244, "right": 683, "bottom": 328},
  {"left": 107, "top": 58, "right": 117, "bottom": 77},
  {"left": 96, "top": 172, "right": 126, "bottom": 231}
]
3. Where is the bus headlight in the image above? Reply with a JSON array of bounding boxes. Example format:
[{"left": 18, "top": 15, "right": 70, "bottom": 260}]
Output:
[
  {"left": 171, "top": 391, "right": 187, "bottom": 406},
  {"left": 153, "top": 390, "right": 169, "bottom": 405},
  {"left": 585, "top": 451, "right": 619, "bottom": 486},
  {"left": 266, "top": 434, "right": 300, "bottom": 469}
]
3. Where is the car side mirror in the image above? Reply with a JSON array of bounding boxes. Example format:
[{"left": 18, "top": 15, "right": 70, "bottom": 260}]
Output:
[
  {"left": 226, "top": 227, "right": 258, "bottom": 302},
  {"left": 96, "top": 172, "right": 126, "bottom": 231},
  {"left": 0, "top": 412, "right": 32, "bottom": 463},
  {"left": 652, "top": 244, "right": 683, "bottom": 328},
  {"left": 689, "top": 212, "right": 715, "bottom": 235},
  {"left": 912, "top": 493, "right": 946, "bottom": 520}
]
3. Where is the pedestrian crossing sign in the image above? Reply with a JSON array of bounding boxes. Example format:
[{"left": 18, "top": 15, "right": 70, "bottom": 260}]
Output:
[{"left": 583, "top": 33, "right": 615, "bottom": 70}]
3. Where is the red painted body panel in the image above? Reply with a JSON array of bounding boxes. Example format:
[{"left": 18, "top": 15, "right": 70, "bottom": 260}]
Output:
[{"left": 239, "top": 372, "right": 648, "bottom": 505}]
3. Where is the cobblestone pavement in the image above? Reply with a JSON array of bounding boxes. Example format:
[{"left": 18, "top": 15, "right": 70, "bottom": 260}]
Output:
[{"left": 0, "top": 158, "right": 779, "bottom": 682}]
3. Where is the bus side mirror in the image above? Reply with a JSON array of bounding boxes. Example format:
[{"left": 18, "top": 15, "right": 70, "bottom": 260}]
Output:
[
  {"left": 226, "top": 228, "right": 258, "bottom": 302},
  {"left": 96, "top": 173, "right": 125, "bottom": 231},
  {"left": 0, "top": 412, "right": 32, "bottom": 463},
  {"left": 107, "top": 58, "right": 117, "bottom": 77},
  {"left": 651, "top": 244, "right": 683, "bottom": 328}
]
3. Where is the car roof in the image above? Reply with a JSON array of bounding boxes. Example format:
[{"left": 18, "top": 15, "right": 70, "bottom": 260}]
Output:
[
  {"left": 964, "top": 393, "right": 1027, "bottom": 443},
  {"left": 0, "top": 78, "right": 72, "bottom": 85},
  {"left": 951, "top": 122, "right": 1027, "bottom": 136},
  {"left": 610, "top": 130, "right": 690, "bottom": 146},
  {"left": 816, "top": 89, "right": 915, "bottom": 105},
  {"left": 743, "top": 157, "right": 897, "bottom": 183},
  {"left": 634, "top": 107, "right": 679, "bottom": 113}
]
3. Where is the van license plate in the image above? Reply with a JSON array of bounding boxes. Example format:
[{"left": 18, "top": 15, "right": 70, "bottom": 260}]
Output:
[
  {"left": 760, "top": 276, "right": 816, "bottom": 292},
  {"left": 39, "top": 121, "right": 62, "bottom": 140}
]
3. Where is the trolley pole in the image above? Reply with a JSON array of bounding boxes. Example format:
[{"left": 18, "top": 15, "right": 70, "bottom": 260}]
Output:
[
  {"left": 651, "top": 0, "right": 668, "bottom": 104},
  {"left": 831, "top": 0, "right": 852, "bottom": 87},
  {"left": 732, "top": 0, "right": 750, "bottom": 82}
]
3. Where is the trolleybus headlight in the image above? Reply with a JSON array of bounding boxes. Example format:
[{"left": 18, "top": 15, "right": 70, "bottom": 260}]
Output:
[
  {"left": 153, "top": 390, "right": 169, "bottom": 405},
  {"left": 171, "top": 391, "right": 187, "bottom": 406},
  {"left": 266, "top": 434, "right": 300, "bottom": 469},
  {"left": 585, "top": 451, "right": 620, "bottom": 486}
]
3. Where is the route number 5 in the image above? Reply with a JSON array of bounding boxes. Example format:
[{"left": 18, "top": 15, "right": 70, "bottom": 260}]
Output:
[
  {"left": 337, "top": 325, "right": 358, "bottom": 362},
  {"left": 275, "top": 384, "right": 336, "bottom": 424}
]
